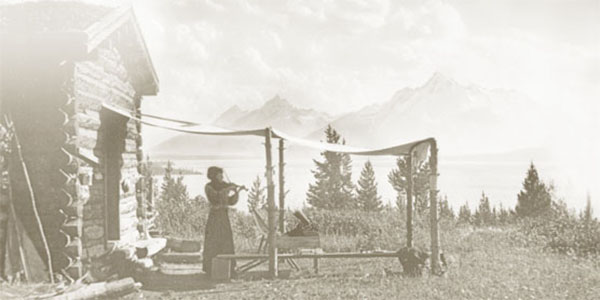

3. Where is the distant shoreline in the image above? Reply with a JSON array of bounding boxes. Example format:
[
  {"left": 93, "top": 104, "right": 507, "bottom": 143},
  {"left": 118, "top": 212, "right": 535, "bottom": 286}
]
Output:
[
  {"left": 149, "top": 161, "right": 203, "bottom": 175},
  {"left": 149, "top": 153, "right": 262, "bottom": 161}
]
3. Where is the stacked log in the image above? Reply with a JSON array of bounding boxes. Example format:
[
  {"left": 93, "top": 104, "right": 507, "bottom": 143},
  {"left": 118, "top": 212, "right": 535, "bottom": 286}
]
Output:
[
  {"left": 59, "top": 66, "right": 85, "bottom": 279},
  {"left": 0, "top": 126, "right": 11, "bottom": 275}
]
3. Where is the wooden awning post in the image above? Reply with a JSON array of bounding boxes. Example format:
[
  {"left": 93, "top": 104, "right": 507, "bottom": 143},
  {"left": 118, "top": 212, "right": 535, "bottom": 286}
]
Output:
[
  {"left": 406, "top": 153, "right": 413, "bottom": 248},
  {"left": 264, "top": 127, "right": 278, "bottom": 278},
  {"left": 278, "top": 138, "right": 285, "bottom": 234},
  {"left": 429, "top": 139, "right": 440, "bottom": 275}
]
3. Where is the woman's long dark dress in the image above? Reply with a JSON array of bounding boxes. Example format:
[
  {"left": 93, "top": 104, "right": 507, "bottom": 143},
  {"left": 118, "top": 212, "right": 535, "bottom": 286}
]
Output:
[{"left": 202, "top": 181, "right": 238, "bottom": 275}]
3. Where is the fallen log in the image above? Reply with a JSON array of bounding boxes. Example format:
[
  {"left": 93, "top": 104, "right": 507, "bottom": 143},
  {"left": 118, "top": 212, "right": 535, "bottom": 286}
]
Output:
[{"left": 52, "top": 277, "right": 140, "bottom": 300}]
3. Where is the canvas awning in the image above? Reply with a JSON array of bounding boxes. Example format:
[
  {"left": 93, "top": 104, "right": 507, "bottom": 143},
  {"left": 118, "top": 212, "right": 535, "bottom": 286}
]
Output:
[
  {"left": 102, "top": 103, "right": 440, "bottom": 277},
  {"left": 102, "top": 103, "right": 432, "bottom": 157}
]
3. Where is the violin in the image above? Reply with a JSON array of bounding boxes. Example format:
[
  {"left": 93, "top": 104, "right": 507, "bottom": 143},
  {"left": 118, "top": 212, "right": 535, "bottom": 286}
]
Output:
[{"left": 226, "top": 182, "right": 247, "bottom": 192}]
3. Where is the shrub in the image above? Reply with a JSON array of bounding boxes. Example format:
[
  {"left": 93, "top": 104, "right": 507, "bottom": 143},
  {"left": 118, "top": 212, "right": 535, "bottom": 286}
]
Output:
[{"left": 519, "top": 209, "right": 600, "bottom": 258}]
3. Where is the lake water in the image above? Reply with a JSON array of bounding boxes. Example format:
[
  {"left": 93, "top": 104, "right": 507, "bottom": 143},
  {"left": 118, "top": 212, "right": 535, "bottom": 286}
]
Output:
[{"left": 156, "top": 156, "right": 588, "bottom": 214}]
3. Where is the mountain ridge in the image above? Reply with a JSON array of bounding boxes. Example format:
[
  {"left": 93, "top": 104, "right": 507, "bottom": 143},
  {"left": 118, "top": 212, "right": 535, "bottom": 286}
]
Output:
[{"left": 151, "top": 72, "right": 548, "bottom": 157}]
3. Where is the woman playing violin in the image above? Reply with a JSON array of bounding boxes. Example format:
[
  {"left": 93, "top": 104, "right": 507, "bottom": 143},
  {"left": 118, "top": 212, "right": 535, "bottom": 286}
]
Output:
[{"left": 202, "top": 166, "right": 245, "bottom": 276}]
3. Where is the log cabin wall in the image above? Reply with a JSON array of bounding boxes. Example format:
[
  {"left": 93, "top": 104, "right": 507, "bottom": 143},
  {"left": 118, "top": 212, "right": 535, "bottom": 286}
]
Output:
[
  {"left": 1, "top": 3, "right": 157, "bottom": 280},
  {"left": 0, "top": 52, "right": 82, "bottom": 278},
  {"left": 74, "top": 40, "right": 142, "bottom": 263}
]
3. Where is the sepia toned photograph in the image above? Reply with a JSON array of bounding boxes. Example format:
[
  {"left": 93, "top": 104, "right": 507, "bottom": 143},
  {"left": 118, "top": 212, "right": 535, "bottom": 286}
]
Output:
[{"left": 0, "top": 0, "right": 598, "bottom": 299}]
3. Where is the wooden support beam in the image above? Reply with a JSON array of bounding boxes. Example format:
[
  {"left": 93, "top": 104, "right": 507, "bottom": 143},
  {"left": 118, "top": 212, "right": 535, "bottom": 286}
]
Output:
[
  {"left": 406, "top": 154, "right": 413, "bottom": 248},
  {"left": 264, "top": 127, "right": 277, "bottom": 278},
  {"left": 429, "top": 139, "right": 440, "bottom": 275},
  {"left": 216, "top": 251, "right": 403, "bottom": 260},
  {"left": 278, "top": 138, "right": 285, "bottom": 234}
]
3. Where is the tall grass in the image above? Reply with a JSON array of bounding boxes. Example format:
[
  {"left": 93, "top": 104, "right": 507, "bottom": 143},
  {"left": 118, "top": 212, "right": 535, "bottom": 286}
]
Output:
[{"left": 518, "top": 211, "right": 600, "bottom": 258}]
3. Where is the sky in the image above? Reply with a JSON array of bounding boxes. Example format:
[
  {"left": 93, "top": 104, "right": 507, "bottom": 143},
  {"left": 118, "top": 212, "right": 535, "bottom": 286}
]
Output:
[
  {"left": 123, "top": 0, "right": 599, "bottom": 157},
  {"left": 124, "top": 0, "right": 600, "bottom": 207},
  {"left": 10, "top": 0, "right": 594, "bottom": 207},
  {"left": 128, "top": 0, "right": 598, "bottom": 116}
]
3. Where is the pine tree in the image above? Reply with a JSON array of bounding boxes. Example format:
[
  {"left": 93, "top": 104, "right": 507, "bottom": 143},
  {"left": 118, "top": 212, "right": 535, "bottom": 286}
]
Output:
[
  {"left": 161, "top": 161, "right": 187, "bottom": 202},
  {"left": 157, "top": 161, "right": 191, "bottom": 233},
  {"left": 306, "top": 125, "right": 356, "bottom": 210},
  {"left": 388, "top": 156, "right": 409, "bottom": 210},
  {"left": 580, "top": 193, "right": 594, "bottom": 223},
  {"left": 515, "top": 163, "right": 552, "bottom": 218},
  {"left": 388, "top": 157, "right": 430, "bottom": 214},
  {"left": 247, "top": 175, "right": 266, "bottom": 211},
  {"left": 439, "top": 195, "right": 455, "bottom": 220},
  {"left": 458, "top": 201, "right": 471, "bottom": 224},
  {"left": 356, "top": 160, "right": 382, "bottom": 212},
  {"left": 413, "top": 161, "right": 431, "bottom": 214},
  {"left": 474, "top": 191, "right": 493, "bottom": 226},
  {"left": 496, "top": 203, "right": 511, "bottom": 225}
]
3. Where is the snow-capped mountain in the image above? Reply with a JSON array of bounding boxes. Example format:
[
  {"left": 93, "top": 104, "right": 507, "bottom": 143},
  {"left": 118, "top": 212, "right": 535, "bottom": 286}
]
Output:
[
  {"left": 151, "top": 73, "right": 550, "bottom": 158},
  {"left": 151, "top": 95, "right": 335, "bottom": 157},
  {"left": 213, "top": 105, "right": 246, "bottom": 128},
  {"left": 308, "top": 72, "right": 548, "bottom": 154},
  {"left": 214, "top": 95, "right": 334, "bottom": 136}
]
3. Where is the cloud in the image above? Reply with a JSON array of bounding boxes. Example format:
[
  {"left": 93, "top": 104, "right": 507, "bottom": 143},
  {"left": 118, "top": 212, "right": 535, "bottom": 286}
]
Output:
[{"left": 132, "top": 0, "right": 597, "bottom": 144}]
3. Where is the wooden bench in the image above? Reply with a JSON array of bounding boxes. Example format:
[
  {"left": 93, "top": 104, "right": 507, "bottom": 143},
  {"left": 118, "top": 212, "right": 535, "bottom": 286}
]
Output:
[{"left": 212, "top": 251, "right": 400, "bottom": 280}]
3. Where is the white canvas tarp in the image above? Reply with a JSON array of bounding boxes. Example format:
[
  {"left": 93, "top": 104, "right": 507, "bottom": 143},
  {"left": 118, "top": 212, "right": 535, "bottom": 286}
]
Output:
[{"left": 103, "top": 104, "right": 433, "bottom": 157}]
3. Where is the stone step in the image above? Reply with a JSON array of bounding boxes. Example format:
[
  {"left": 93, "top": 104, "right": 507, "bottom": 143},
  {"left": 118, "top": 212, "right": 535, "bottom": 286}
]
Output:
[
  {"left": 159, "top": 263, "right": 204, "bottom": 275},
  {"left": 155, "top": 252, "right": 202, "bottom": 264}
]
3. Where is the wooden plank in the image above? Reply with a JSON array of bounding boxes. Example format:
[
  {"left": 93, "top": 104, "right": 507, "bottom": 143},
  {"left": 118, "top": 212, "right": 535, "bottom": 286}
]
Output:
[
  {"left": 75, "top": 90, "right": 104, "bottom": 112},
  {"left": 216, "top": 252, "right": 400, "bottom": 260},
  {"left": 156, "top": 252, "right": 202, "bottom": 264},
  {"left": 78, "top": 128, "right": 98, "bottom": 142},
  {"left": 77, "top": 135, "right": 98, "bottom": 150},
  {"left": 76, "top": 112, "right": 101, "bottom": 131},
  {"left": 166, "top": 238, "right": 202, "bottom": 252},
  {"left": 159, "top": 263, "right": 203, "bottom": 275}
]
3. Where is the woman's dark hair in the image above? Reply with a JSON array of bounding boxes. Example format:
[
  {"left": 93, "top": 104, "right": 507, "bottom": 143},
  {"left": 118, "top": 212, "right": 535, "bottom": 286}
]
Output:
[{"left": 207, "top": 166, "right": 223, "bottom": 181}]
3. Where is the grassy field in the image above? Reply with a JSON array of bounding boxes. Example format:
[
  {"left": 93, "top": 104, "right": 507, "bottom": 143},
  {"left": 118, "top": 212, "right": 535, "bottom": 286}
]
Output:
[{"left": 136, "top": 226, "right": 599, "bottom": 299}]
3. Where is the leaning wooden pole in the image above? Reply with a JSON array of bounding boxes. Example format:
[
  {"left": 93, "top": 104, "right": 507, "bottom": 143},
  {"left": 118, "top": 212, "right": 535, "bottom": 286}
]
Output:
[
  {"left": 264, "top": 127, "right": 278, "bottom": 278},
  {"left": 278, "top": 139, "right": 285, "bottom": 234},
  {"left": 429, "top": 139, "right": 440, "bottom": 275},
  {"left": 10, "top": 117, "right": 55, "bottom": 283},
  {"left": 406, "top": 153, "right": 413, "bottom": 248},
  {"left": 8, "top": 182, "right": 30, "bottom": 281}
]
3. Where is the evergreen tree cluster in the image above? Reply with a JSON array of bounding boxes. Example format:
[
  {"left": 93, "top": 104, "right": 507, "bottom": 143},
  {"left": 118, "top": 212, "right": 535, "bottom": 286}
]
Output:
[
  {"left": 156, "top": 161, "right": 207, "bottom": 235},
  {"left": 160, "top": 161, "right": 190, "bottom": 205},
  {"left": 387, "top": 156, "right": 431, "bottom": 215},
  {"left": 306, "top": 125, "right": 356, "bottom": 210},
  {"left": 458, "top": 193, "right": 514, "bottom": 226},
  {"left": 306, "top": 125, "right": 390, "bottom": 212}
]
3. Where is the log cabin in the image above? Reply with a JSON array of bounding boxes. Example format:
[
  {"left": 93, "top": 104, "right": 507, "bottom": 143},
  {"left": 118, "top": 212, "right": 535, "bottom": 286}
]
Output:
[{"left": 0, "top": 2, "right": 159, "bottom": 279}]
